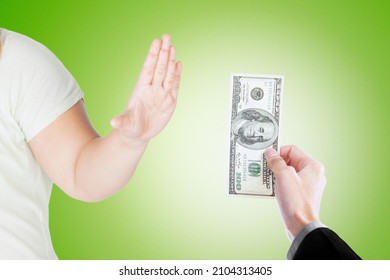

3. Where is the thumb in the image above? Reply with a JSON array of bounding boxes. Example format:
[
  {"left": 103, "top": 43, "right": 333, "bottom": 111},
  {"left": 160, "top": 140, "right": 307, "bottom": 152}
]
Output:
[
  {"left": 265, "top": 148, "right": 288, "bottom": 174},
  {"left": 110, "top": 113, "right": 134, "bottom": 130},
  {"left": 110, "top": 111, "right": 144, "bottom": 139},
  {"left": 110, "top": 115, "right": 125, "bottom": 130}
]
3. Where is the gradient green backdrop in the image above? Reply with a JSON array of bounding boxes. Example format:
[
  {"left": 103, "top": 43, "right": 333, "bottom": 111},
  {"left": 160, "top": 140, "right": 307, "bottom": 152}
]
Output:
[{"left": 1, "top": 0, "right": 389, "bottom": 259}]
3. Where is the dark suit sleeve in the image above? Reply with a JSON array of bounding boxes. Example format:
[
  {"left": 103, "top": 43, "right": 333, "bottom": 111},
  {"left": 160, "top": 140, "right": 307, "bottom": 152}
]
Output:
[{"left": 293, "top": 227, "right": 361, "bottom": 260}]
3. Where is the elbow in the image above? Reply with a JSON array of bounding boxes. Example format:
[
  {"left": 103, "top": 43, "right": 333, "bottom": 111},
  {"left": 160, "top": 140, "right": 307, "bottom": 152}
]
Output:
[
  {"left": 74, "top": 194, "right": 106, "bottom": 203},
  {"left": 74, "top": 190, "right": 112, "bottom": 203},
  {"left": 60, "top": 184, "right": 113, "bottom": 203}
]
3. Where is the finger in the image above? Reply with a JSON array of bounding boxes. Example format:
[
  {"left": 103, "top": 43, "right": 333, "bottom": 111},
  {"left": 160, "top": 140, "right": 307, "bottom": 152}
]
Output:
[
  {"left": 110, "top": 104, "right": 138, "bottom": 129},
  {"left": 280, "top": 145, "right": 314, "bottom": 172},
  {"left": 163, "top": 46, "right": 177, "bottom": 91},
  {"left": 110, "top": 115, "right": 123, "bottom": 130},
  {"left": 110, "top": 111, "right": 143, "bottom": 139},
  {"left": 137, "top": 39, "right": 161, "bottom": 85},
  {"left": 151, "top": 34, "right": 171, "bottom": 85},
  {"left": 171, "top": 62, "right": 182, "bottom": 99},
  {"left": 265, "top": 148, "right": 289, "bottom": 174}
]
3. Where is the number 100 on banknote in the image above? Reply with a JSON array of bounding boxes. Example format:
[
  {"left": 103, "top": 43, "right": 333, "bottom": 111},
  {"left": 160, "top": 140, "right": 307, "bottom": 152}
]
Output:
[{"left": 229, "top": 74, "right": 283, "bottom": 197}]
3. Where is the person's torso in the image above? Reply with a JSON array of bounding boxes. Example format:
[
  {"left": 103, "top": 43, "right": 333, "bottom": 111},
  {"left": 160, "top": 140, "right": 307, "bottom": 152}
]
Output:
[{"left": 0, "top": 28, "right": 57, "bottom": 259}]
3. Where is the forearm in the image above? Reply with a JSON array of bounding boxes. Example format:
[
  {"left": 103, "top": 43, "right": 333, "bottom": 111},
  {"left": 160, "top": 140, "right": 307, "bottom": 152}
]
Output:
[{"left": 71, "top": 130, "right": 148, "bottom": 202}]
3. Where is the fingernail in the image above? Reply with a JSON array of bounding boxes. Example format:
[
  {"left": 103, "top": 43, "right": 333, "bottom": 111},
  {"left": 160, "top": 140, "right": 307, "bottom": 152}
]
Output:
[
  {"left": 162, "top": 34, "right": 171, "bottom": 44},
  {"left": 265, "top": 148, "right": 278, "bottom": 158},
  {"left": 152, "top": 39, "right": 161, "bottom": 47}
]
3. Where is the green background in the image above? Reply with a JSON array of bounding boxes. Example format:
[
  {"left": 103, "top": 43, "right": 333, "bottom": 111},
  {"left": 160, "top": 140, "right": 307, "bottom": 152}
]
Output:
[{"left": 1, "top": 0, "right": 389, "bottom": 259}]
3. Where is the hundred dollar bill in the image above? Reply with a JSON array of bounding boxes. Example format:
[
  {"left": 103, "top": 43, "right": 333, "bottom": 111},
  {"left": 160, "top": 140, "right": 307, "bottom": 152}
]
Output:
[{"left": 229, "top": 74, "right": 283, "bottom": 196}]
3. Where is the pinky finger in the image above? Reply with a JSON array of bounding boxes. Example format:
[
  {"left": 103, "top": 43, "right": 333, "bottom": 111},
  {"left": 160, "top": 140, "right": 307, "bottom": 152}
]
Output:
[
  {"left": 171, "top": 62, "right": 182, "bottom": 99},
  {"left": 163, "top": 46, "right": 177, "bottom": 91}
]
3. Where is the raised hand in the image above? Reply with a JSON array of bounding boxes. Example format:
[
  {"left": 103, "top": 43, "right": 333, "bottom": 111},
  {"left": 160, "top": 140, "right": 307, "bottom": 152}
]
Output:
[{"left": 111, "top": 34, "right": 182, "bottom": 144}]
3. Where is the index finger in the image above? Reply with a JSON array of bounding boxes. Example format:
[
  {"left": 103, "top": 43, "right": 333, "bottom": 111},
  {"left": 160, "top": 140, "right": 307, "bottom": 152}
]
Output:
[
  {"left": 137, "top": 39, "right": 161, "bottom": 85},
  {"left": 152, "top": 34, "right": 171, "bottom": 85},
  {"left": 280, "top": 145, "right": 315, "bottom": 172}
]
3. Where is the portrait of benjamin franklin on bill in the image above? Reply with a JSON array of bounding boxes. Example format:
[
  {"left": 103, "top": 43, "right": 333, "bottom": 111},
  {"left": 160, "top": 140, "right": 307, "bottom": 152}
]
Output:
[{"left": 231, "top": 108, "right": 279, "bottom": 150}]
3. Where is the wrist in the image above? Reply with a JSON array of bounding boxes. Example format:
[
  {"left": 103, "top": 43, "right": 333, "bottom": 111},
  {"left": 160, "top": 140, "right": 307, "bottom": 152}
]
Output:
[
  {"left": 286, "top": 212, "right": 318, "bottom": 239},
  {"left": 109, "top": 129, "right": 149, "bottom": 150}
]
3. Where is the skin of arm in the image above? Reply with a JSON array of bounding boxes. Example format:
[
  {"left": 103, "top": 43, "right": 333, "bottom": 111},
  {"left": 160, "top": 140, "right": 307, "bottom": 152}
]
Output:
[
  {"left": 29, "top": 34, "right": 182, "bottom": 202},
  {"left": 265, "top": 145, "right": 326, "bottom": 238}
]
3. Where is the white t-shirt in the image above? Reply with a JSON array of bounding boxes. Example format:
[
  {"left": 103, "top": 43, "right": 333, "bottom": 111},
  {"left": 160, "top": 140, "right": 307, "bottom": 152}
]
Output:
[{"left": 0, "top": 29, "right": 83, "bottom": 259}]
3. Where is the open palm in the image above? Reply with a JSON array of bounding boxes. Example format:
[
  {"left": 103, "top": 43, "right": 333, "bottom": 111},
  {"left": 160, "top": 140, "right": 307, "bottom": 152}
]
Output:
[{"left": 111, "top": 34, "right": 182, "bottom": 143}]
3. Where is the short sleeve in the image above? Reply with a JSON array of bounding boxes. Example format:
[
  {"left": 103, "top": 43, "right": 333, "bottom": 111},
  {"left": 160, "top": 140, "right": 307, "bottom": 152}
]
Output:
[{"left": 4, "top": 30, "right": 83, "bottom": 141}]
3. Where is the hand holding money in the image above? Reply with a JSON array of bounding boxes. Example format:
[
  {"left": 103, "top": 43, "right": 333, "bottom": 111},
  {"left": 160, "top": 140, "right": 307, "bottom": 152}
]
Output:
[
  {"left": 229, "top": 74, "right": 283, "bottom": 196},
  {"left": 265, "top": 146, "right": 326, "bottom": 238}
]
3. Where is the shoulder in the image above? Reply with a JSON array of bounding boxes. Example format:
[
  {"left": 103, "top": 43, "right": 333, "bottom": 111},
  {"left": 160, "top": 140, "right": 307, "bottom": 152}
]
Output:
[
  {"left": 0, "top": 28, "right": 80, "bottom": 100},
  {"left": 0, "top": 28, "right": 63, "bottom": 72},
  {"left": 0, "top": 29, "right": 83, "bottom": 141}
]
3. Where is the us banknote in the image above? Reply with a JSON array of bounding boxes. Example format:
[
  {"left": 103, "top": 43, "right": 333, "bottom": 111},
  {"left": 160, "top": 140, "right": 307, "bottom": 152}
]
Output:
[{"left": 229, "top": 74, "right": 283, "bottom": 196}]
